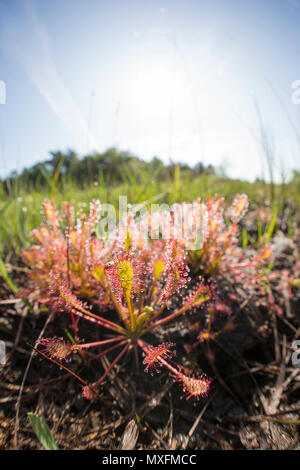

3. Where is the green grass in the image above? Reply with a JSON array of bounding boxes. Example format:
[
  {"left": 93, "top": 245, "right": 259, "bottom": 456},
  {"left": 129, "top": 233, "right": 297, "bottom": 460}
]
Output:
[{"left": 1, "top": 166, "right": 300, "bottom": 256}]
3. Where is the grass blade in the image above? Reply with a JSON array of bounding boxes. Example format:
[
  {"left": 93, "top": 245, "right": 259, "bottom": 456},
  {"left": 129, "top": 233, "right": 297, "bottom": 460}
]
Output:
[
  {"left": 27, "top": 412, "right": 59, "bottom": 450},
  {"left": 0, "top": 255, "right": 18, "bottom": 294},
  {"left": 0, "top": 200, "right": 11, "bottom": 216},
  {"left": 264, "top": 207, "right": 278, "bottom": 243}
]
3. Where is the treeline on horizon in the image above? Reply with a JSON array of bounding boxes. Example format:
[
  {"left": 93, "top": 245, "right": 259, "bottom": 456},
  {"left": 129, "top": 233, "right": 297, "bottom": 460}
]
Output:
[
  {"left": 2, "top": 147, "right": 300, "bottom": 200},
  {"left": 1, "top": 147, "right": 220, "bottom": 192}
]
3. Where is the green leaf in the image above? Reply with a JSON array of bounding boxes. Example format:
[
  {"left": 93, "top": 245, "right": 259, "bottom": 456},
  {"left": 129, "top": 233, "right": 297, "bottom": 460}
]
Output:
[
  {"left": 0, "top": 256, "right": 18, "bottom": 294},
  {"left": 27, "top": 412, "right": 59, "bottom": 450},
  {"left": 264, "top": 207, "right": 278, "bottom": 244},
  {"left": 50, "top": 155, "right": 65, "bottom": 198},
  {"left": 0, "top": 200, "right": 11, "bottom": 217},
  {"left": 242, "top": 227, "right": 248, "bottom": 248}
]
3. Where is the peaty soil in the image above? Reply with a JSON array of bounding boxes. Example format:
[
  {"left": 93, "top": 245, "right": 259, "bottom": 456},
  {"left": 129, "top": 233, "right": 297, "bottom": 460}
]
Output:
[{"left": 1, "top": 234, "right": 300, "bottom": 450}]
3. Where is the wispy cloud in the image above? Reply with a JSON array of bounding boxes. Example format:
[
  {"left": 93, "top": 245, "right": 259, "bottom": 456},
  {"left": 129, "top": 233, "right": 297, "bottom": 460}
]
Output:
[{"left": 0, "top": 1, "right": 98, "bottom": 153}]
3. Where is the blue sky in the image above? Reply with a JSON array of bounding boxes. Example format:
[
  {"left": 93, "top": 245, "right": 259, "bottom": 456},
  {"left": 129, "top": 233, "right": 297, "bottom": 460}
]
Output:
[{"left": 1, "top": 0, "right": 300, "bottom": 181}]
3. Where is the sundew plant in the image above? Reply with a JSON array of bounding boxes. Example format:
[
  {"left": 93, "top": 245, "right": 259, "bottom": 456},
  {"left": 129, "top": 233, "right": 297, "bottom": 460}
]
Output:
[{"left": 19, "top": 195, "right": 257, "bottom": 401}]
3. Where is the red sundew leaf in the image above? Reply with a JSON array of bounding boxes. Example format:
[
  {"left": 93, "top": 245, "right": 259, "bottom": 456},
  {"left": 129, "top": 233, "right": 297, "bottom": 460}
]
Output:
[
  {"left": 143, "top": 342, "right": 176, "bottom": 375},
  {"left": 42, "top": 200, "right": 60, "bottom": 231},
  {"left": 39, "top": 337, "right": 75, "bottom": 362},
  {"left": 173, "top": 372, "right": 213, "bottom": 400},
  {"left": 181, "top": 282, "right": 211, "bottom": 312},
  {"left": 159, "top": 239, "right": 190, "bottom": 301}
]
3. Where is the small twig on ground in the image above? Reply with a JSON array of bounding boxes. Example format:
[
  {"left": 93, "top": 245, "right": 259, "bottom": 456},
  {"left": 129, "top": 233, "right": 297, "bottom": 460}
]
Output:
[
  {"left": 144, "top": 420, "right": 169, "bottom": 450},
  {"left": 166, "top": 391, "right": 174, "bottom": 448},
  {"left": 182, "top": 392, "right": 215, "bottom": 450},
  {"left": 13, "top": 315, "right": 51, "bottom": 449}
]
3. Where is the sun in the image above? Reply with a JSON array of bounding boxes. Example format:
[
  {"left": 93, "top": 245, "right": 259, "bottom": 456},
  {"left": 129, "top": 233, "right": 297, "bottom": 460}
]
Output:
[{"left": 125, "top": 60, "right": 180, "bottom": 115}]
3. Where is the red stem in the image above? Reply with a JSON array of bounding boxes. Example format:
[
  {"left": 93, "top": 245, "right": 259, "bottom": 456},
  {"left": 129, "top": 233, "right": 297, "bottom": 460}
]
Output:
[
  {"left": 31, "top": 344, "right": 87, "bottom": 385},
  {"left": 88, "top": 339, "right": 128, "bottom": 362},
  {"left": 78, "top": 336, "right": 124, "bottom": 349},
  {"left": 94, "top": 344, "right": 129, "bottom": 386},
  {"left": 70, "top": 310, "right": 79, "bottom": 339},
  {"left": 134, "top": 345, "right": 139, "bottom": 372},
  {"left": 146, "top": 304, "right": 188, "bottom": 331},
  {"left": 71, "top": 308, "right": 124, "bottom": 334}
]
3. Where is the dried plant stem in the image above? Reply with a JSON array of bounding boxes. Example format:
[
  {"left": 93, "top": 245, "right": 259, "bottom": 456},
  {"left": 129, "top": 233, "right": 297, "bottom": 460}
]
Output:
[{"left": 14, "top": 315, "right": 51, "bottom": 449}]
